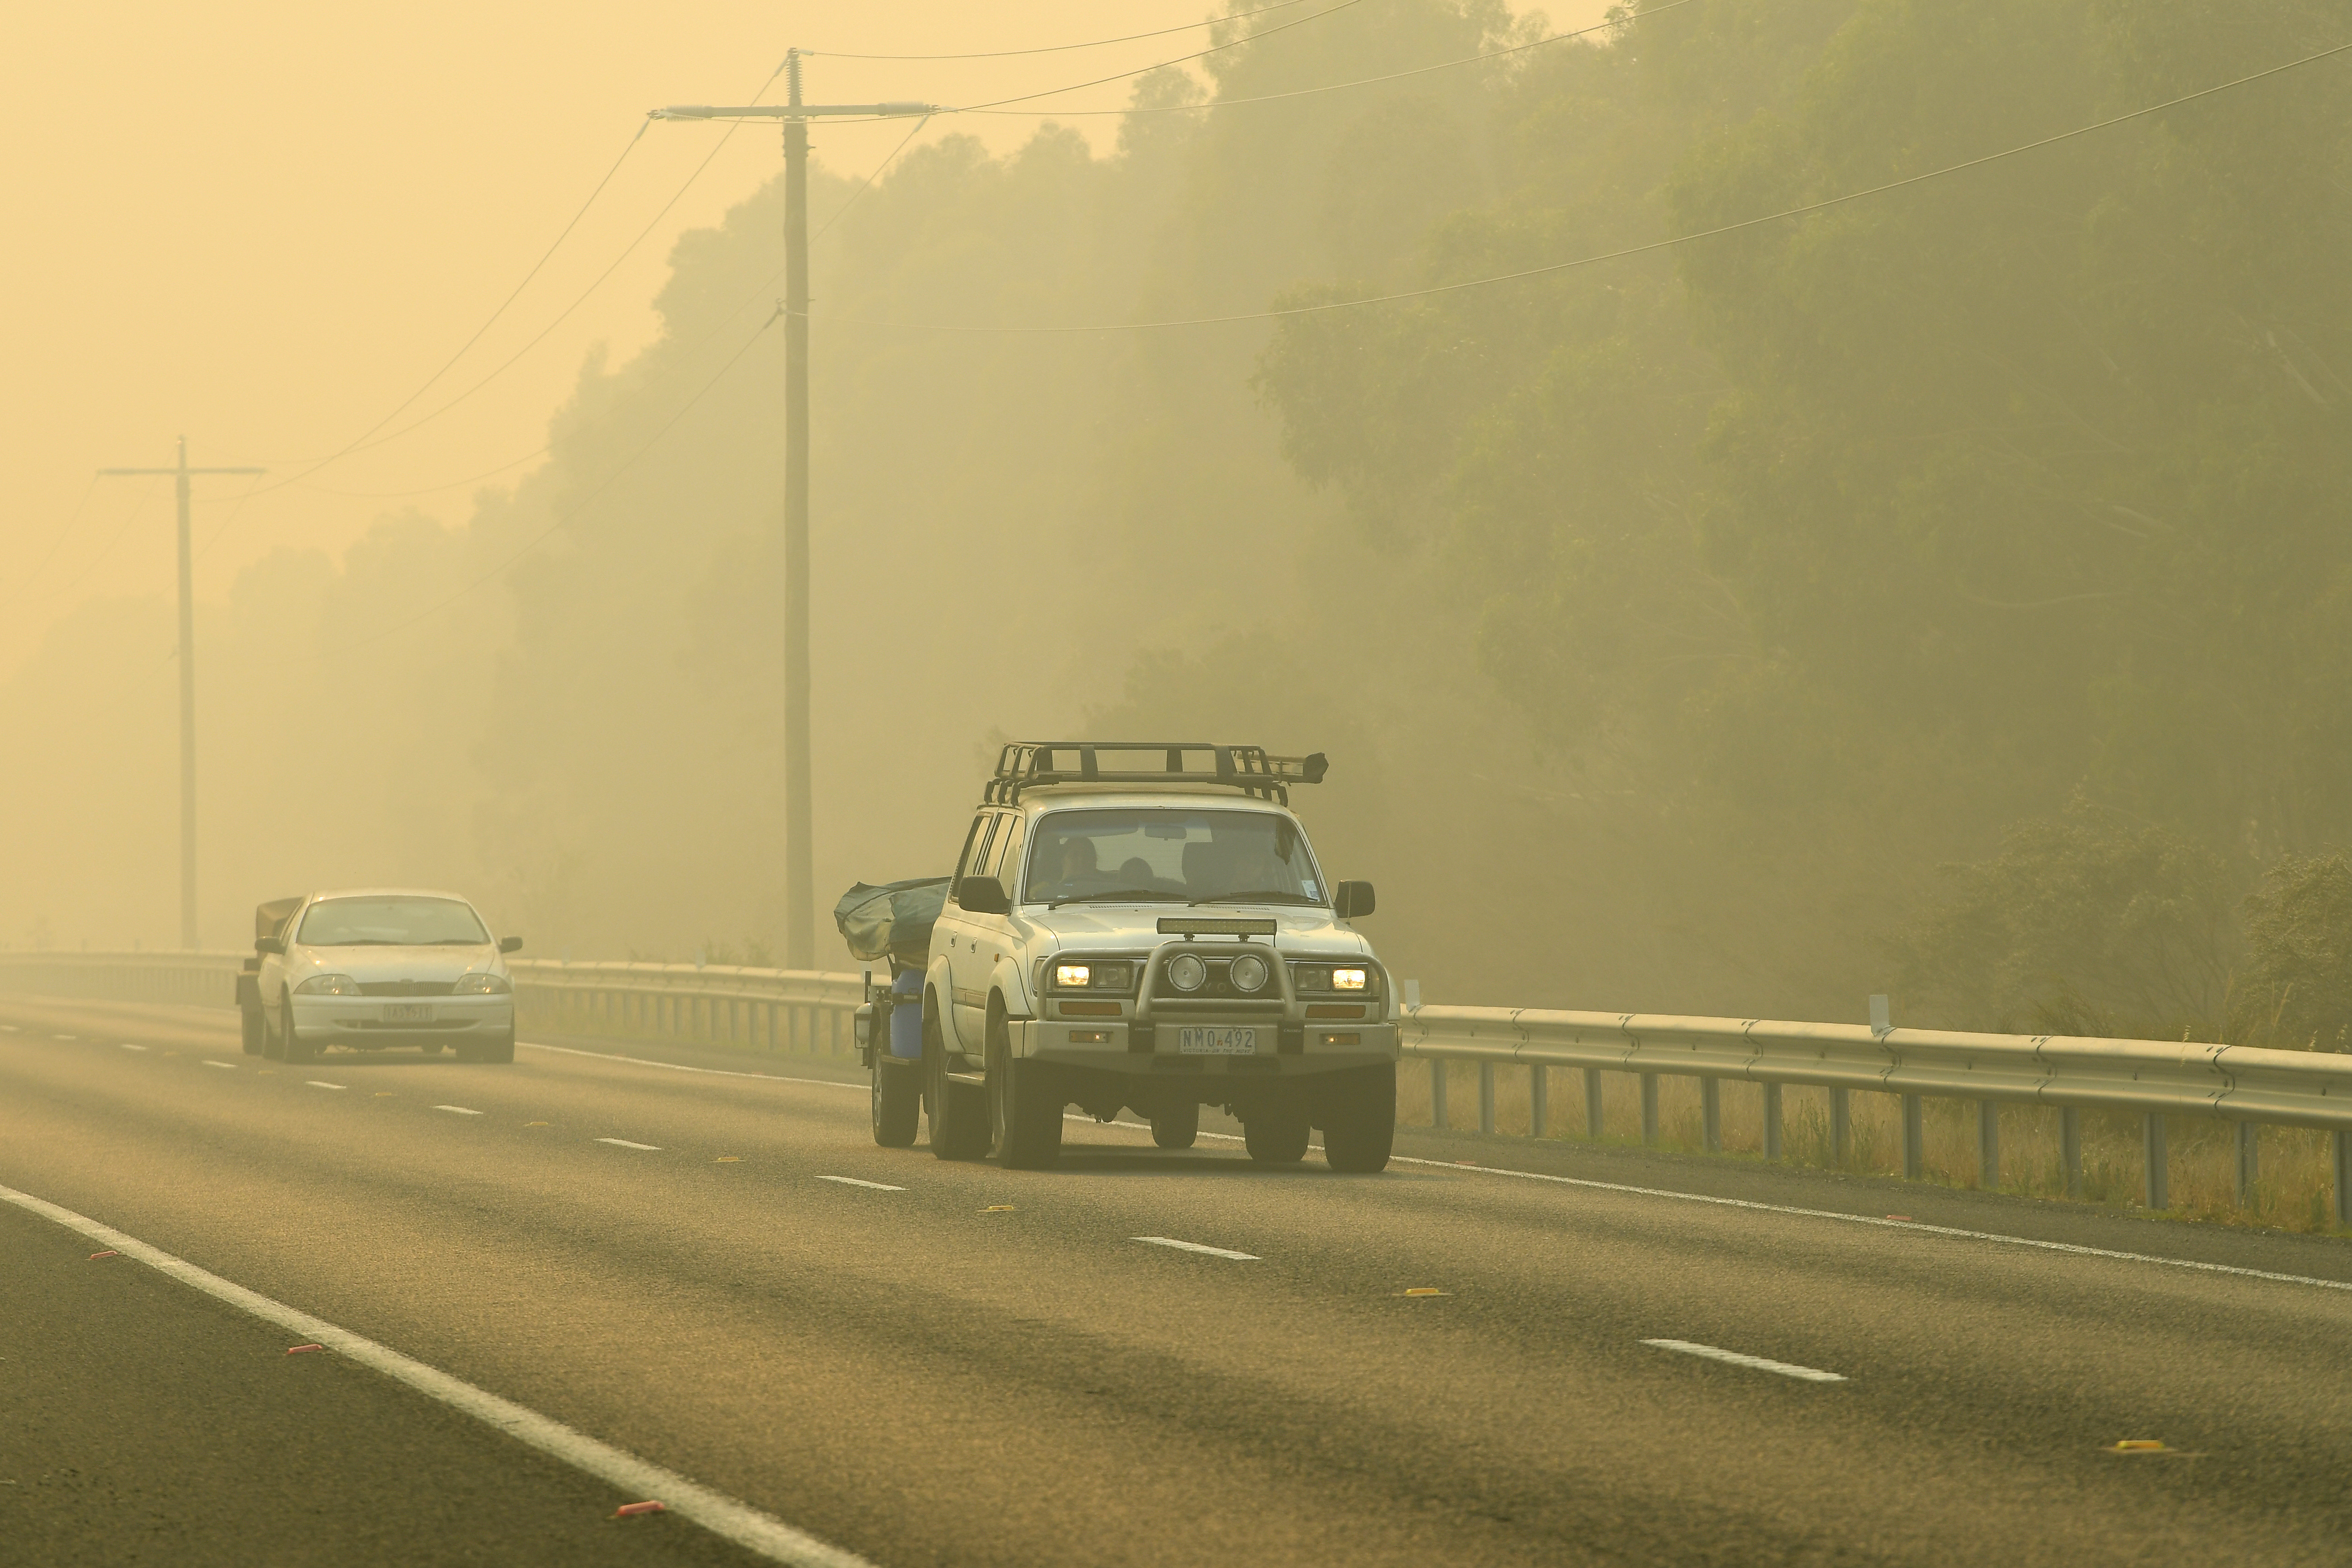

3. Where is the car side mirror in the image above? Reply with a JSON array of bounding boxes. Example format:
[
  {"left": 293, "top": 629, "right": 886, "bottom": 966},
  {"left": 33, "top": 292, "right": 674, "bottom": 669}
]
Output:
[
  {"left": 1334, "top": 881, "right": 1376, "bottom": 919},
  {"left": 499, "top": 936, "right": 523, "bottom": 954},
  {"left": 255, "top": 936, "right": 285, "bottom": 955},
  {"left": 958, "top": 875, "right": 1011, "bottom": 916}
]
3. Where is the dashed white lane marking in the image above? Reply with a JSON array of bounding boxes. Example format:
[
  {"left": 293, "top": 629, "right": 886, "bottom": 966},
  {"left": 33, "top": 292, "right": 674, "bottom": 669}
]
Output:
[
  {"left": 814, "top": 1175, "right": 906, "bottom": 1192},
  {"left": 520, "top": 1040, "right": 856, "bottom": 1091},
  {"left": 1133, "top": 1236, "right": 1260, "bottom": 1261},
  {"left": 1643, "top": 1339, "right": 1847, "bottom": 1383},
  {"left": 433, "top": 1105, "right": 484, "bottom": 1116},
  {"left": 0, "top": 1182, "right": 871, "bottom": 1568},
  {"left": 55, "top": 1034, "right": 77, "bottom": 1041},
  {"left": 201, "top": 1060, "right": 238, "bottom": 1070},
  {"left": 594, "top": 1137, "right": 661, "bottom": 1151},
  {"left": 1091, "top": 1118, "right": 2352, "bottom": 1297},
  {"left": 120, "top": 1043, "right": 148, "bottom": 1052},
  {"left": 306, "top": 1081, "right": 347, "bottom": 1091}
]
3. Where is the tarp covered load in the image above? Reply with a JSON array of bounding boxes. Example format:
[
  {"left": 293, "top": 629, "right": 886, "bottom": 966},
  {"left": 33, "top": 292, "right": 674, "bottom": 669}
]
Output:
[{"left": 833, "top": 876, "right": 949, "bottom": 965}]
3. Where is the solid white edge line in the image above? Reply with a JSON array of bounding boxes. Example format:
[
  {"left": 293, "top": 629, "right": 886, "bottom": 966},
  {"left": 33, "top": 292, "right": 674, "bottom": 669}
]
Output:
[
  {"left": 594, "top": 1137, "right": 662, "bottom": 1151},
  {"left": 433, "top": 1105, "right": 485, "bottom": 1116},
  {"left": 520, "top": 1039, "right": 859, "bottom": 1091},
  {"left": 1642, "top": 1338, "right": 1847, "bottom": 1383},
  {"left": 1133, "top": 1235, "right": 1260, "bottom": 1261},
  {"left": 1089, "top": 1120, "right": 2352, "bottom": 1295},
  {"left": 306, "top": 1081, "right": 347, "bottom": 1090},
  {"left": 813, "top": 1175, "right": 908, "bottom": 1191},
  {"left": 0, "top": 1181, "right": 872, "bottom": 1568}
]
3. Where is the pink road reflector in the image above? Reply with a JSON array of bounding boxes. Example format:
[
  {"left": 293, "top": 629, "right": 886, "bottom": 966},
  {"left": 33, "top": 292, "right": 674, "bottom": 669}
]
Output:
[
  {"left": 286, "top": 1343, "right": 323, "bottom": 1355},
  {"left": 88, "top": 1250, "right": 118, "bottom": 1260},
  {"left": 614, "top": 1500, "right": 667, "bottom": 1518}
]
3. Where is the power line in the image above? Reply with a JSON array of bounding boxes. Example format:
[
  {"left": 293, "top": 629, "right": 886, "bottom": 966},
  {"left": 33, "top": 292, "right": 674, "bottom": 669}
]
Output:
[
  {"left": 948, "top": 0, "right": 1362, "bottom": 114},
  {"left": 952, "top": 0, "right": 1682, "bottom": 117},
  {"left": 810, "top": 0, "right": 1319, "bottom": 61},
  {"left": 336, "top": 306, "right": 786, "bottom": 654},
  {"left": 805, "top": 34, "right": 2352, "bottom": 334},
  {"left": 0, "top": 475, "right": 98, "bottom": 611}
]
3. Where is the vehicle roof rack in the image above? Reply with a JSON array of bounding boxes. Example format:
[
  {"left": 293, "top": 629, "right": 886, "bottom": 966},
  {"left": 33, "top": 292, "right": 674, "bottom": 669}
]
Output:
[{"left": 983, "top": 743, "right": 1327, "bottom": 806}]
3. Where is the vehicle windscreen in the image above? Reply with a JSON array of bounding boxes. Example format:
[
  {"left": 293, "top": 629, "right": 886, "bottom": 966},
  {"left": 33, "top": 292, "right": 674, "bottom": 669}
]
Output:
[
  {"left": 296, "top": 897, "right": 490, "bottom": 947},
  {"left": 1024, "top": 809, "right": 1325, "bottom": 906}
]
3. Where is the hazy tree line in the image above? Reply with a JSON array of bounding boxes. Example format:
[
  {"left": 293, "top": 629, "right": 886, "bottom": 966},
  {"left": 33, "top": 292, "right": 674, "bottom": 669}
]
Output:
[{"left": 7, "top": 0, "right": 2350, "bottom": 1046}]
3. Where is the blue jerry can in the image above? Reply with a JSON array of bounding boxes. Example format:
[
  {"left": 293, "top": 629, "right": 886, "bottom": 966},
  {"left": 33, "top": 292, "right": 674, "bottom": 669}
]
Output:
[{"left": 890, "top": 967, "right": 923, "bottom": 1057}]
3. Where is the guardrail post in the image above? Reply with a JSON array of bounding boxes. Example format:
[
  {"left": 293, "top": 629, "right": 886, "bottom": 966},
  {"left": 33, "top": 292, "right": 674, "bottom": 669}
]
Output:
[
  {"left": 1640, "top": 1073, "right": 1659, "bottom": 1146},
  {"left": 1830, "top": 1087, "right": 1850, "bottom": 1166},
  {"left": 1978, "top": 1101, "right": 1999, "bottom": 1191},
  {"left": 1584, "top": 1068, "right": 1603, "bottom": 1138},
  {"left": 2144, "top": 1113, "right": 2168, "bottom": 1210},
  {"left": 1430, "top": 1059, "right": 1447, "bottom": 1129},
  {"left": 1901, "top": 1094, "right": 1923, "bottom": 1180},
  {"left": 2334, "top": 1130, "right": 2350, "bottom": 1228},
  {"left": 1762, "top": 1082, "right": 1782, "bottom": 1161},
  {"left": 2061, "top": 1108, "right": 2082, "bottom": 1198},
  {"left": 1529, "top": 1066, "right": 1546, "bottom": 1139},
  {"left": 1700, "top": 1078, "right": 1721, "bottom": 1153},
  {"left": 1478, "top": 1062, "right": 1495, "bottom": 1134},
  {"left": 2235, "top": 1122, "right": 2258, "bottom": 1208}
]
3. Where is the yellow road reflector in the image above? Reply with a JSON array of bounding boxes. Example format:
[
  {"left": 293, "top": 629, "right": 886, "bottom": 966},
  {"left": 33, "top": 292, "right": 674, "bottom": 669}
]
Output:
[
  {"left": 715, "top": 1156, "right": 741, "bottom": 1163},
  {"left": 1402, "top": 1288, "right": 1448, "bottom": 1297},
  {"left": 2107, "top": 1440, "right": 2170, "bottom": 1453},
  {"left": 982, "top": 1205, "right": 1015, "bottom": 1212}
]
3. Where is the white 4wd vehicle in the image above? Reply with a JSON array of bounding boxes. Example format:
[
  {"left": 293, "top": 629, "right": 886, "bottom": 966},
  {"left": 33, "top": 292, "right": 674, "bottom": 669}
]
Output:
[
  {"left": 251, "top": 888, "right": 523, "bottom": 1064},
  {"left": 870, "top": 743, "right": 1399, "bottom": 1171}
]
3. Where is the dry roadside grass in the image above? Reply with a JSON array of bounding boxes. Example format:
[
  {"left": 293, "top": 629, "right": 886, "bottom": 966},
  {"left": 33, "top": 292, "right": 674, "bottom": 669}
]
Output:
[{"left": 1398, "top": 1060, "right": 2346, "bottom": 1234}]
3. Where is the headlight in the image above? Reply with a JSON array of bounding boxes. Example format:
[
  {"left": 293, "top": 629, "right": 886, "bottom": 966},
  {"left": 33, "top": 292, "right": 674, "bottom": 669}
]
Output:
[
  {"left": 1165, "top": 953, "right": 1206, "bottom": 992},
  {"left": 1050, "top": 961, "right": 1133, "bottom": 992},
  {"left": 453, "top": 972, "right": 512, "bottom": 995},
  {"left": 295, "top": 973, "right": 360, "bottom": 996},
  {"left": 1333, "top": 968, "right": 1368, "bottom": 991},
  {"left": 1229, "top": 953, "right": 1269, "bottom": 993},
  {"left": 1055, "top": 964, "right": 1091, "bottom": 988}
]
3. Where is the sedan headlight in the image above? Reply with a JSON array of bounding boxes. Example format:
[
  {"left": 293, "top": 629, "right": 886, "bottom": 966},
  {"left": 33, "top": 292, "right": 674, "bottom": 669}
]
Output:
[
  {"left": 453, "top": 972, "right": 512, "bottom": 995},
  {"left": 295, "top": 973, "right": 361, "bottom": 996},
  {"left": 1165, "top": 953, "right": 1206, "bottom": 992}
]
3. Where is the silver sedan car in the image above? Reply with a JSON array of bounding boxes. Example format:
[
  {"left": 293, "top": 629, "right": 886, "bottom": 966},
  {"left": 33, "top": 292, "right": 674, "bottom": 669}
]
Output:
[{"left": 255, "top": 889, "right": 521, "bottom": 1064}]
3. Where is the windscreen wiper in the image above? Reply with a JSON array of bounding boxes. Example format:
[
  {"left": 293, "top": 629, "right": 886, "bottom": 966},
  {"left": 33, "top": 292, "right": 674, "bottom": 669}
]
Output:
[
  {"left": 423, "top": 937, "right": 488, "bottom": 945},
  {"left": 1046, "top": 888, "right": 1182, "bottom": 909},
  {"left": 1191, "top": 890, "right": 1323, "bottom": 906}
]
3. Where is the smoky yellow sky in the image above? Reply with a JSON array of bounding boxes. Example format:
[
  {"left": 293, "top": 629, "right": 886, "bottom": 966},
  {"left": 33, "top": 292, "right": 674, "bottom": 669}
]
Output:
[{"left": 0, "top": 2, "right": 1575, "bottom": 678}]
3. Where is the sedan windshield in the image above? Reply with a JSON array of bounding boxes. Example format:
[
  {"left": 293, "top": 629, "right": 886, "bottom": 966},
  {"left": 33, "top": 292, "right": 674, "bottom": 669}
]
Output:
[
  {"left": 297, "top": 897, "right": 489, "bottom": 947},
  {"left": 1025, "top": 809, "right": 1325, "bottom": 906}
]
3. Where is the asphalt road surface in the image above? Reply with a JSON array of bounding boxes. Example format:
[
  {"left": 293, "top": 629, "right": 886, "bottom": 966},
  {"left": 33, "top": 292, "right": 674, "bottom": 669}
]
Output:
[{"left": 5, "top": 995, "right": 2351, "bottom": 1567}]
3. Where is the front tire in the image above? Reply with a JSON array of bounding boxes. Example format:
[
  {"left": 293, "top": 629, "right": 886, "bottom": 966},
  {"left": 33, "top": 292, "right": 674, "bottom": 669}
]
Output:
[
  {"left": 1244, "top": 1106, "right": 1310, "bottom": 1164},
  {"left": 1321, "top": 1063, "right": 1396, "bottom": 1173},
  {"left": 926, "top": 1006, "right": 989, "bottom": 1161},
  {"left": 872, "top": 1053, "right": 920, "bottom": 1147},
  {"left": 988, "top": 1012, "right": 1062, "bottom": 1170},
  {"left": 279, "top": 995, "right": 316, "bottom": 1064},
  {"left": 458, "top": 1030, "right": 515, "bottom": 1064},
  {"left": 1151, "top": 1102, "right": 1200, "bottom": 1150}
]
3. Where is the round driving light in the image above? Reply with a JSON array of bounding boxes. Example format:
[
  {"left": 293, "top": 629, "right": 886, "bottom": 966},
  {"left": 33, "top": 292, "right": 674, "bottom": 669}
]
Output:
[
  {"left": 1166, "top": 953, "right": 1206, "bottom": 992},
  {"left": 1229, "top": 953, "right": 1268, "bottom": 993}
]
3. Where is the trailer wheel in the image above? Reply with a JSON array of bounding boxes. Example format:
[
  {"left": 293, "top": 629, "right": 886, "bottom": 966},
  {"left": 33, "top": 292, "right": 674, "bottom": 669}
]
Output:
[
  {"left": 1150, "top": 1102, "right": 1199, "bottom": 1150},
  {"left": 872, "top": 1051, "right": 920, "bottom": 1147},
  {"left": 1244, "top": 1106, "right": 1310, "bottom": 1164}
]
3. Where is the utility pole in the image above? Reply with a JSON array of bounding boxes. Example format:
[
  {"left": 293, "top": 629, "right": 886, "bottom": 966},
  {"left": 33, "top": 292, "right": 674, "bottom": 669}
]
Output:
[
  {"left": 656, "top": 56, "right": 933, "bottom": 968},
  {"left": 98, "top": 438, "right": 265, "bottom": 949}
]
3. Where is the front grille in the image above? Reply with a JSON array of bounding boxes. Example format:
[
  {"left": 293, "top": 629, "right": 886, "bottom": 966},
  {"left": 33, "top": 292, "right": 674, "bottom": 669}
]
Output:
[{"left": 358, "top": 980, "right": 457, "bottom": 997}]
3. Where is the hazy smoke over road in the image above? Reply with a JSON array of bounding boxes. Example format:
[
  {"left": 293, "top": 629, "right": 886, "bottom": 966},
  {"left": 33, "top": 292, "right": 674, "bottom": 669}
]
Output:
[{"left": 6, "top": 0, "right": 2351, "bottom": 1042}]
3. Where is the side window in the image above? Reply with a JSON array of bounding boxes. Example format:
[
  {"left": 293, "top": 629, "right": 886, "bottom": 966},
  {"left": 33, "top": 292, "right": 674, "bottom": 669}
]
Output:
[
  {"left": 990, "top": 816, "right": 1026, "bottom": 896},
  {"left": 954, "top": 814, "right": 999, "bottom": 904}
]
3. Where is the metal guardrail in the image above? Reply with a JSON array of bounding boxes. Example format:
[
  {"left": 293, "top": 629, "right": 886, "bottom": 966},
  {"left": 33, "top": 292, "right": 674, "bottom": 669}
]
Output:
[{"left": 3, "top": 952, "right": 2346, "bottom": 1219}]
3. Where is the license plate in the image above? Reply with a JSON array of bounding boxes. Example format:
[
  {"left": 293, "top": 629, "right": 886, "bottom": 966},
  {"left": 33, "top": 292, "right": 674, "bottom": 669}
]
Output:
[
  {"left": 1178, "top": 1027, "right": 1256, "bottom": 1056},
  {"left": 383, "top": 1003, "right": 433, "bottom": 1024}
]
